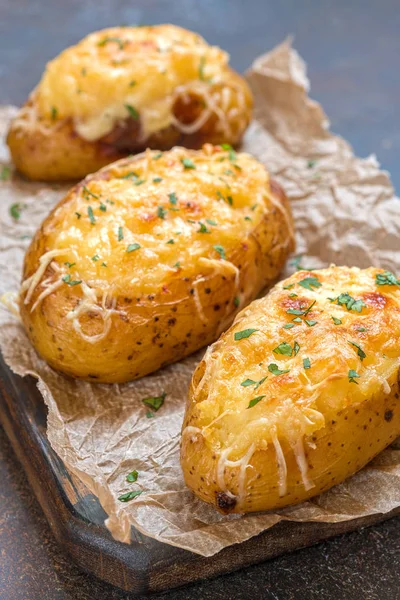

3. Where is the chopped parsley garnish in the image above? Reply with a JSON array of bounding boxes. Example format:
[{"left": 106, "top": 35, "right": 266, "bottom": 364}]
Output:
[
  {"left": 227, "top": 195, "right": 233, "bottom": 206},
  {"left": 87, "top": 206, "right": 96, "bottom": 224},
  {"left": 247, "top": 395, "right": 266, "bottom": 409},
  {"left": 1, "top": 165, "right": 11, "bottom": 180},
  {"left": 292, "top": 317, "right": 302, "bottom": 323},
  {"left": 51, "top": 106, "right": 58, "bottom": 121},
  {"left": 174, "top": 261, "right": 181, "bottom": 269},
  {"left": 82, "top": 185, "right": 99, "bottom": 200},
  {"left": 142, "top": 391, "right": 166, "bottom": 411},
  {"left": 329, "top": 293, "right": 365, "bottom": 313},
  {"left": 64, "top": 262, "right": 76, "bottom": 268},
  {"left": 307, "top": 159, "right": 317, "bottom": 168},
  {"left": 118, "top": 490, "right": 143, "bottom": 503},
  {"left": 153, "top": 152, "right": 163, "bottom": 160},
  {"left": 273, "top": 342, "right": 293, "bottom": 356},
  {"left": 305, "top": 319, "right": 317, "bottom": 327},
  {"left": 181, "top": 158, "right": 196, "bottom": 170},
  {"left": 348, "top": 369, "right": 360, "bottom": 384},
  {"left": 126, "top": 470, "right": 138, "bottom": 483},
  {"left": 198, "top": 222, "right": 211, "bottom": 233},
  {"left": 283, "top": 323, "right": 295, "bottom": 329},
  {"left": 293, "top": 341, "right": 300, "bottom": 355},
  {"left": 157, "top": 206, "right": 167, "bottom": 219},
  {"left": 244, "top": 216, "right": 252, "bottom": 222},
  {"left": 348, "top": 340, "right": 366, "bottom": 361},
  {"left": 268, "top": 364, "right": 290, "bottom": 376},
  {"left": 118, "top": 227, "right": 124, "bottom": 241},
  {"left": 146, "top": 411, "right": 154, "bottom": 418},
  {"left": 234, "top": 328, "right": 258, "bottom": 341},
  {"left": 168, "top": 192, "right": 178, "bottom": 205},
  {"left": 198, "top": 56, "right": 206, "bottom": 80},
  {"left": 125, "top": 104, "right": 139, "bottom": 119},
  {"left": 303, "top": 357, "right": 311, "bottom": 369},
  {"left": 233, "top": 296, "right": 240, "bottom": 307},
  {"left": 241, "top": 378, "right": 257, "bottom": 387},
  {"left": 92, "top": 255, "right": 100, "bottom": 262},
  {"left": 221, "top": 144, "right": 237, "bottom": 162},
  {"left": 214, "top": 245, "right": 226, "bottom": 259},
  {"left": 298, "top": 276, "right": 322, "bottom": 291},
  {"left": 134, "top": 179, "right": 146, "bottom": 186},
  {"left": 167, "top": 238, "right": 175, "bottom": 244},
  {"left": 127, "top": 243, "right": 141, "bottom": 253},
  {"left": 153, "top": 177, "right": 163, "bottom": 183},
  {"left": 101, "top": 262, "right": 107, "bottom": 267},
  {"left": 98, "top": 36, "right": 126, "bottom": 50},
  {"left": 286, "top": 300, "right": 316, "bottom": 317},
  {"left": 375, "top": 271, "right": 400, "bottom": 286},
  {"left": 206, "top": 219, "right": 217, "bottom": 226},
  {"left": 289, "top": 293, "right": 298, "bottom": 298},
  {"left": 62, "top": 274, "right": 82, "bottom": 286},
  {"left": 283, "top": 284, "right": 294, "bottom": 290},
  {"left": 332, "top": 316, "right": 342, "bottom": 325},
  {"left": 121, "top": 171, "right": 139, "bottom": 180},
  {"left": 75, "top": 212, "right": 81, "bottom": 219},
  {"left": 99, "top": 202, "right": 107, "bottom": 212},
  {"left": 10, "top": 203, "right": 24, "bottom": 220},
  {"left": 356, "top": 327, "right": 367, "bottom": 332}
]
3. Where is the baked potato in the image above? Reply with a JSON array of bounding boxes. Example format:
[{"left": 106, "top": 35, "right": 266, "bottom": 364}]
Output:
[
  {"left": 7, "top": 25, "right": 252, "bottom": 181},
  {"left": 181, "top": 266, "right": 400, "bottom": 513},
  {"left": 19, "top": 144, "right": 294, "bottom": 383}
]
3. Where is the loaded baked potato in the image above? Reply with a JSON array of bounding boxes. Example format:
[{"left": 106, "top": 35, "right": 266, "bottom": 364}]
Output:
[
  {"left": 181, "top": 266, "right": 400, "bottom": 512},
  {"left": 19, "top": 144, "right": 294, "bottom": 383},
  {"left": 7, "top": 25, "right": 252, "bottom": 181}
]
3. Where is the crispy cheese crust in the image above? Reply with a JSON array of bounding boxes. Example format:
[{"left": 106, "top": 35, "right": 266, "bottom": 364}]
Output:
[
  {"left": 7, "top": 25, "right": 252, "bottom": 181},
  {"left": 19, "top": 145, "right": 294, "bottom": 383},
  {"left": 181, "top": 266, "right": 400, "bottom": 513}
]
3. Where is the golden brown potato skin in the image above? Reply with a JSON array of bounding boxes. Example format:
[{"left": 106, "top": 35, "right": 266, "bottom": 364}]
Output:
[
  {"left": 19, "top": 145, "right": 294, "bottom": 383},
  {"left": 181, "top": 266, "right": 400, "bottom": 513},
  {"left": 7, "top": 25, "right": 252, "bottom": 181}
]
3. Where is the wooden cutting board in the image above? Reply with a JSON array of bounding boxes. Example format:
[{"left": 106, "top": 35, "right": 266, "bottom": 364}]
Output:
[{"left": 0, "top": 353, "right": 398, "bottom": 595}]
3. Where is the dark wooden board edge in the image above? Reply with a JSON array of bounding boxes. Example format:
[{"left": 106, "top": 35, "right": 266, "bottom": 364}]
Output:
[{"left": 0, "top": 353, "right": 398, "bottom": 594}]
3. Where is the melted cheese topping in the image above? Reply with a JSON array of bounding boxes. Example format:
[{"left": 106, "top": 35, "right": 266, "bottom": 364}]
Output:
[
  {"left": 190, "top": 266, "right": 400, "bottom": 466},
  {"left": 35, "top": 25, "right": 242, "bottom": 141},
  {"left": 22, "top": 145, "right": 273, "bottom": 308}
]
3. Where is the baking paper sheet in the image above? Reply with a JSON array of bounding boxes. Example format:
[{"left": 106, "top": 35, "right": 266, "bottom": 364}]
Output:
[{"left": 0, "top": 40, "right": 399, "bottom": 557}]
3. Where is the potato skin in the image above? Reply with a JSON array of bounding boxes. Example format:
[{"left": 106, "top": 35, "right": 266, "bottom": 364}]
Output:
[
  {"left": 181, "top": 266, "right": 400, "bottom": 513},
  {"left": 7, "top": 25, "right": 252, "bottom": 181},
  {"left": 19, "top": 145, "right": 294, "bottom": 383}
]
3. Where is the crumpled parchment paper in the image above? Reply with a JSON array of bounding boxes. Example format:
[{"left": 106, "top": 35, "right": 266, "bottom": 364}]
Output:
[{"left": 0, "top": 40, "right": 399, "bottom": 557}]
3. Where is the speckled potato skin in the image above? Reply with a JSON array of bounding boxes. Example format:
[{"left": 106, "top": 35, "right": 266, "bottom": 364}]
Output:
[
  {"left": 7, "top": 25, "right": 252, "bottom": 182},
  {"left": 181, "top": 266, "right": 400, "bottom": 513},
  {"left": 19, "top": 146, "right": 293, "bottom": 383}
]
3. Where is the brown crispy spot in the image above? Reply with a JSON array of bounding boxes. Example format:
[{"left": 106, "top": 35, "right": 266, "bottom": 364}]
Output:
[
  {"left": 384, "top": 410, "right": 393, "bottom": 422},
  {"left": 216, "top": 492, "right": 237, "bottom": 511}
]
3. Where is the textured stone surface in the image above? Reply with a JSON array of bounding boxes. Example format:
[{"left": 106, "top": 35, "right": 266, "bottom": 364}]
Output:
[{"left": 0, "top": 0, "right": 399, "bottom": 598}]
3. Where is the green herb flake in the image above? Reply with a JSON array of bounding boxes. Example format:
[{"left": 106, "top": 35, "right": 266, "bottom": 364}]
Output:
[
  {"left": 127, "top": 243, "right": 141, "bottom": 253},
  {"left": 98, "top": 36, "right": 126, "bottom": 50},
  {"left": 348, "top": 369, "right": 360, "bottom": 384},
  {"left": 142, "top": 391, "right": 166, "bottom": 411},
  {"left": 99, "top": 202, "right": 107, "bottom": 212},
  {"left": 198, "top": 56, "right": 206, "bottom": 80},
  {"left": 10, "top": 203, "right": 24, "bottom": 220},
  {"left": 233, "top": 296, "right": 240, "bottom": 307},
  {"left": 1, "top": 165, "right": 10, "bottom": 181},
  {"left": 64, "top": 262, "right": 76, "bottom": 268},
  {"left": 75, "top": 212, "right": 81, "bottom": 219},
  {"left": 375, "top": 271, "right": 400, "bottom": 286},
  {"left": 51, "top": 106, "right": 58, "bottom": 121},
  {"left": 283, "top": 323, "right": 295, "bottom": 329},
  {"left": 286, "top": 300, "right": 316, "bottom": 317},
  {"left": 247, "top": 395, "right": 266, "bottom": 409},
  {"left": 283, "top": 284, "right": 294, "bottom": 290},
  {"left": 356, "top": 327, "right": 367, "bottom": 332},
  {"left": 307, "top": 159, "right": 316, "bottom": 168},
  {"left": 206, "top": 219, "right": 217, "bottom": 226},
  {"left": 241, "top": 378, "right": 257, "bottom": 387},
  {"left": 268, "top": 363, "right": 290, "bottom": 376},
  {"left": 153, "top": 177, "right": 163, "bottom": 183},
  {"left": 293, "top": 341, "right": 300, "bottom": 355},
  {"left": 329, "top": 293, "right": 366, "bottom": 313},
  {"left": 126, "top": 470, "right": 138, "bottom": 483},
  {"left": 303, "top": 357, "right": 311, "bottom": 369},
  {"left": 348, "top": 340, "right": 366, "bottom": 361},
  {"left": 273, "top": 342, "right": 293, "bottom": 357},
  {"left": 298, "top": 276, "right": 322, "bottom": 291},
  {"left": 125, "top": 104, "right": 139, "bottom": 119},
  {"left": 157, "top": 206, "right": 167, "bottom": 219},
  {"left": 87, "top": 206, "right": 96, "bottom": 225},
  {"left": 166, "top": 238, "right": 175, "bottom": 244},
  {"left": 174, "top": 261, "right": 181, "bottom": 269},
  {"left": 227, "top": 195, "right": 233, "bottom": 206},
  {"left": 305, "top": 319, "right": 317, "bottom": 327},
  {"left": 198, "top": 222, "right": 211, "bottom": 234},
  {"left": 82, "top": 185, "right": 99, "bottom": 200},
  {"left": 92, "top": 255, "right": 100, "bottom": 262},
  {"left": 234, "top": 328, "right": 258, "bottom": 341},
  {"left": 289, "top": 293, "right": 298, "bottom": 298},
  {"left": 292, "top": 317, "right": 302, "bottom": 323},
  {"left": 214, "top": 245, "right": 226, "bottom": 260},
  {"left": 244, "top": 216, "right": 252, "bottom": 222},
  {"left": 153, "top": 152, "right": 163, "bottom": 160},
  {"left": 181, "top": 158, "right": 196, "bottom": 170},
  {"left": 118, "top": 490, "right": 143, "bottom": 503},
  {"left": 332, "top": 316, "right": 342, "bottom": 325},
  {"left": 168, "top": 192, "right": 178, "bottom": 205},
  {"left": 101, "top": 262, "right": 107, "bottom": 267},
  {"left": 118, "top": 227, "right": 124, "bottom": 241},
  {"left": 62, "top": 274, "right": 82, "bottom": 286},
  {"left": 146, "top": 411, "right": 154, "bottom": 418}
]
